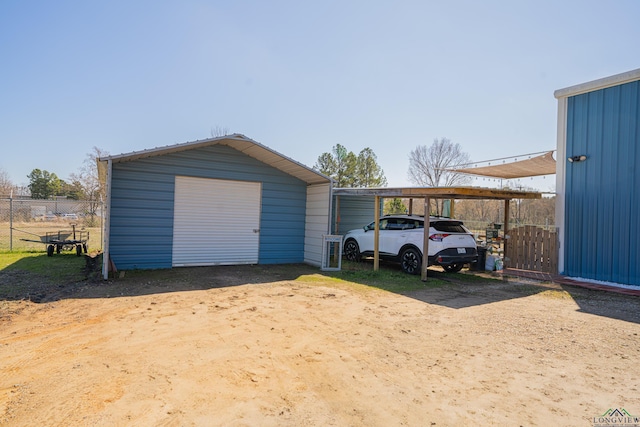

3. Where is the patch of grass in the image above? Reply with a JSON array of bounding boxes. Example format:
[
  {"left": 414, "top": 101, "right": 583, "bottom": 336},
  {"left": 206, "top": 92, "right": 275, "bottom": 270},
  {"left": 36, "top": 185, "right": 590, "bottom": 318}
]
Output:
[
  {"left": 0, "top": 250, "right": 86, "bottom": 282},
  {"left": 316, "top": 261, "right": 449, "bottom": 293}
]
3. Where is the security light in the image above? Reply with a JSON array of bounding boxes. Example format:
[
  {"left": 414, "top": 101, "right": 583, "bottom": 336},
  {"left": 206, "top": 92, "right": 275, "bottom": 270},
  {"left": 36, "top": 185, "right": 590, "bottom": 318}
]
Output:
[{"left": 568, "top": 155, "right": 587, "bottom": 163}]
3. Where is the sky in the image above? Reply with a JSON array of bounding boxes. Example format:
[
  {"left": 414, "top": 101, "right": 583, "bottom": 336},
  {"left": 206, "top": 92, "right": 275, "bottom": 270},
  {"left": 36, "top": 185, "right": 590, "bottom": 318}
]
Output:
[{"left": 1, "top": 0, "right": 639, "bottom": 193}]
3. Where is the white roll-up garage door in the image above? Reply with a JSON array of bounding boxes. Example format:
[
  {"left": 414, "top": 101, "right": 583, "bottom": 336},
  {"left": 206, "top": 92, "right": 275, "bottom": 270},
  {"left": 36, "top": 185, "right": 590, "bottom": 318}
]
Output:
[{"left": 172, "top": 176, "right": 261, "bottom": 267}]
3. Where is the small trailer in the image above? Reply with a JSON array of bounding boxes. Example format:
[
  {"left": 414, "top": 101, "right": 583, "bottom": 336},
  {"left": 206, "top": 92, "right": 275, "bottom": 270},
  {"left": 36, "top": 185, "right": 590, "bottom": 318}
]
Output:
[{"left": 19, "top": 225, "right": 89, "bottom": 256}]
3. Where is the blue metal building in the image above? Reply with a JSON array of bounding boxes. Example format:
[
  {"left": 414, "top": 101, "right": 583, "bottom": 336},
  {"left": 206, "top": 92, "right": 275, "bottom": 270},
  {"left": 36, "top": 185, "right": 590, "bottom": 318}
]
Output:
[
  {"left": 99, "top": 134, "right": 332, "bottom": 278},
  {"left": 555, "top": 68, "right": 640, "bottom": 287}
]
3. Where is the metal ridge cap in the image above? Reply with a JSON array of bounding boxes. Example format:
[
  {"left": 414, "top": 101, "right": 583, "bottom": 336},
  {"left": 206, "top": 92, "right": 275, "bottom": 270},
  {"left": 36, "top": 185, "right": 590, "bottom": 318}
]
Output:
[{"left": 554, "top": 68, "right": 640, "bottom": 99}]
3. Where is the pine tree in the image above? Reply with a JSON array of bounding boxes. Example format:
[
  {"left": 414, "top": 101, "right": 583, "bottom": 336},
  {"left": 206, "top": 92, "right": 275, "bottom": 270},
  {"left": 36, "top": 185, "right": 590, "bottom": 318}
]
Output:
[{"left": 314, "top": 145, "right": 386, "bottom": 188}]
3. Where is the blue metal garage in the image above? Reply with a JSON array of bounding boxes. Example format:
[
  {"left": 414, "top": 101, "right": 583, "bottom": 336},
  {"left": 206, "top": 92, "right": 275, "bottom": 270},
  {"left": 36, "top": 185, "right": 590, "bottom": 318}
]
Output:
[
  {"left": 555, "top": 68, "right": 640, "bottom": 287},
  {"left": 99, "top": 134, "right": 332, "bottom": 278}
]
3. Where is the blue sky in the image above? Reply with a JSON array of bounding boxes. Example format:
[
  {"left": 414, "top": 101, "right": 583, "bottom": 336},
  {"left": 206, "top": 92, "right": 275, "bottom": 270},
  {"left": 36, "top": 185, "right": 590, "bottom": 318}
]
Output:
[{"left": 1, "top": 0, "right": 639, "bottom": 191}]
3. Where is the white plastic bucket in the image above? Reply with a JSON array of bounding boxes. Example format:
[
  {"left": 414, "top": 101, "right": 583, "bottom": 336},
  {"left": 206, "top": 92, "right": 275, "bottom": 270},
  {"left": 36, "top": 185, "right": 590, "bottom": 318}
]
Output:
[{"left": 485, "top": 254, "right": 497, "bottom": 271}]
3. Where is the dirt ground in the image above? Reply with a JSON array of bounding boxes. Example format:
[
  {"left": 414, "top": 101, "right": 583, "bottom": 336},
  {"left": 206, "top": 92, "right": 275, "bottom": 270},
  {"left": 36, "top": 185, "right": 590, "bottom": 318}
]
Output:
[{"left": 1, "top": 263, "right": 639, "bottom": 426}]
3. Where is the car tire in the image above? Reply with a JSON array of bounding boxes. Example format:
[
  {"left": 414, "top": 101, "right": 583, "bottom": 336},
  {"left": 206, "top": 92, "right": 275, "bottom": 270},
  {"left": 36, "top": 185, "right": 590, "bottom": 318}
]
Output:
[
  {"left": 400, "top": 247, "right": 421, "bottom": 275},
  {"left": 344, "top": 239, "right": 362, "bottom": 262},
  {"left": 443, "top": 263, "right": 464, "bottom": 273}
]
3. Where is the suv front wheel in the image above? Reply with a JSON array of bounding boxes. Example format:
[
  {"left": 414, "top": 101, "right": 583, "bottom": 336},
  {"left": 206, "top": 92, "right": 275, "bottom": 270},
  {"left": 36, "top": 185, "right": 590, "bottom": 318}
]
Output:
[
  {"left": 400, "top": 247, "right": 421, "bottom": 275},
  {"left": 344, "top": 239, "right": 362, "bottom": 262}
]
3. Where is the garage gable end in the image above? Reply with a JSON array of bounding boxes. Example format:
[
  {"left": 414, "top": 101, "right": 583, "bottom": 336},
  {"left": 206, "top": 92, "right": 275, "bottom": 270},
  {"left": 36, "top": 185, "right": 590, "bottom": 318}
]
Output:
[{"left": 107, "top": 144, "right": 310, "bottom": 270}]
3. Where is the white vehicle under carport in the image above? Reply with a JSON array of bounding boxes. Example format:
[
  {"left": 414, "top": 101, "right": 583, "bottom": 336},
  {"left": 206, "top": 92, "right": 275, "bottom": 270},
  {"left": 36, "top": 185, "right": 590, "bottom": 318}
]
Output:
[{"left": 343, "top": 214, "right": 478, "bottom": 274}]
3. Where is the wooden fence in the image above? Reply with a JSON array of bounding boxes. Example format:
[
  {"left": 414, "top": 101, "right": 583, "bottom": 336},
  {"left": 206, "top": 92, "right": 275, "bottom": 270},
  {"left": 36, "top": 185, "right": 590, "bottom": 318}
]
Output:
[{"left": 506, "top": 225, "right": 558, "bottom": 273}]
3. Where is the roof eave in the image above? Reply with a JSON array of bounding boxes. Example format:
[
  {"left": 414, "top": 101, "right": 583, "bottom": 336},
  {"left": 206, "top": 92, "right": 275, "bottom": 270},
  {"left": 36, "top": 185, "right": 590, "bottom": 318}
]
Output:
[
  {"left": 554, "top": 68, "right": 640, "bottom": 99},
  {"left": 98, "top": 134, "right": 331, "bottom": 186}
]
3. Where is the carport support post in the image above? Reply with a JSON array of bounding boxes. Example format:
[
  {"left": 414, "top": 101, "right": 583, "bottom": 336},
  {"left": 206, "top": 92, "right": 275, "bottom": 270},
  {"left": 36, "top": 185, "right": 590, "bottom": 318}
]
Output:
[
  {"left": 503, "top": 199, "right": 510, "bottom": 265},
  {"left": 421, "top": 197, "right": 430, "bottom": 281},
  {"left": 9, "top": 194, "right": 13, "bottom": 251},
  {"left": 374, "top": 195, "right": 380, "bottom": 271}
]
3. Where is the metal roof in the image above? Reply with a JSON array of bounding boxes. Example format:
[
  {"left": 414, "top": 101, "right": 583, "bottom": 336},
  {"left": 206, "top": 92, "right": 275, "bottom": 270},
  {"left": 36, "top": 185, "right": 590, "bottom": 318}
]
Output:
[
  {"left": 554, "top": 68, "right": 640, "bottom": 99},
  {"left": 333, "top": 186, "right": 542, "bottom": 200},
  {"left": 99, "top": 134, "right": 332, "bottom": 185}
]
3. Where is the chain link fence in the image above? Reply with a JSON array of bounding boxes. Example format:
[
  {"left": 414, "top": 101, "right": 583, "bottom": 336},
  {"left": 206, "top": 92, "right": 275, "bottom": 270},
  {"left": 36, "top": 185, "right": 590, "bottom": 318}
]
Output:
[{"left": 0, "top": 198, "right": 104, "bottom": 252}]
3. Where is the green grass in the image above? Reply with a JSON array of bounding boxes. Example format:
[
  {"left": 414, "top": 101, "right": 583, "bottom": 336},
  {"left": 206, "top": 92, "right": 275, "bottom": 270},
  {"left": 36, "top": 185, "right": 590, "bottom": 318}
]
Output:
[
  {"left": 0, "top": 250, "right": 86, "bottom": 282},
  {"left": 322, "top": 260, "right": 449, "bottom": 293},
  {"left": 0, "top": 251, "right": 492, "bottom": 300}
]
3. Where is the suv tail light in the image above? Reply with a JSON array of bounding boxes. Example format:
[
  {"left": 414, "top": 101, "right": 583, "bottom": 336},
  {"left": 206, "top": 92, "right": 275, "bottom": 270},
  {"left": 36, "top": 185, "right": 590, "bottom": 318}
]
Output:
[{"left": 430, "top": 233, "right": 450, "bottom": 242}]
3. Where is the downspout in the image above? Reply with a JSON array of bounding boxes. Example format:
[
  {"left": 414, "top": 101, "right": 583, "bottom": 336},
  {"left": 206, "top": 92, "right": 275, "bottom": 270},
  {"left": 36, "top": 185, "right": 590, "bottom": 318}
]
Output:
[
  {"left": 327, "top": 181, "right": 338, "bottom": 266},
  {"left": 328, "top": 180, "right": 334, "bottom": 235},
  {"left": 333, "top": 194, "right": 339, "bottom": 234},
  {"left": 102, "top": 159, "right": 113, "bottom": 280}
]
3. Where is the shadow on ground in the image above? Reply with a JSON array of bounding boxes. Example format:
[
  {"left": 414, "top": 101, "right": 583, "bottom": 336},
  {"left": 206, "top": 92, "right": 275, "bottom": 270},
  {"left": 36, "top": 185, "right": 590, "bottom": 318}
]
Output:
[
  {"left": 1, "top": 253, "right": 638, "bottom": 324},
  {"left": 0, "top": 254, "right": 315, "bottom": 303}
]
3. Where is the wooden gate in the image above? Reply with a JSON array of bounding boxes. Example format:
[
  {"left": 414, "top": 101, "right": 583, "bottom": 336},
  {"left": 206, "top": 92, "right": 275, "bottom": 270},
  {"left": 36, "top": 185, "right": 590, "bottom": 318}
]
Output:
[{"left": 506, "top": 225, "right": 558, "bottom": 273}]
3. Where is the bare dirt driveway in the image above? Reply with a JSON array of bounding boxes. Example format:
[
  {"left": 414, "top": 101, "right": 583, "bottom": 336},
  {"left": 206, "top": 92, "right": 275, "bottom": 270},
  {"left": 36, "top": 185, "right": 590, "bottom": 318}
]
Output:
[{"left": 1, "top": 263, "right": 640, "bottom": 426}]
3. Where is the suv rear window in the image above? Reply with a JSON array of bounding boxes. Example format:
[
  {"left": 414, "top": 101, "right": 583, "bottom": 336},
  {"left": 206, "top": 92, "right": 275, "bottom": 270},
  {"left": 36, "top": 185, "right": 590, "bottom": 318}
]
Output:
[{"left": 430, "top": 221, "right": 466, "bottom": 233}]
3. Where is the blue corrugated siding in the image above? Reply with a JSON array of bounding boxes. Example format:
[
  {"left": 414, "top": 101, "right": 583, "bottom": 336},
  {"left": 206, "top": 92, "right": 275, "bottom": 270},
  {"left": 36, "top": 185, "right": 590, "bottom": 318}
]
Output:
[
  {"left": 565, "top": 80, "right": 640, "bottom": 286},
  {"left": 109, "top": 145, "right": 307, "bottom": 269}
]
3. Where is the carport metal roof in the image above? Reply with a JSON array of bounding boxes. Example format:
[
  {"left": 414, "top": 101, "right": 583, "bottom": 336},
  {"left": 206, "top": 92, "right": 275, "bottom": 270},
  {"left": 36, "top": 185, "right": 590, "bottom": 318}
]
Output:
[
  {"left": 333, "top": 186, "right": 542, "bottom": 200},
  {"left": 100, "top": 134, "right": 332, "bottom": 186},
  {"left": 333, "top": 186, "right": 542, "bottom": 280}
]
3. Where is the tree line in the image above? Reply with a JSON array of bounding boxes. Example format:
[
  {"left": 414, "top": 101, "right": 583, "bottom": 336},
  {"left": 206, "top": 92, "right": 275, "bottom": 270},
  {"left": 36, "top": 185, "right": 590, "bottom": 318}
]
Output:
[
  {"left": 313, "top": 137, "right": 471, "bottom": 190},
  {"left": 0, "top": 147, "right": 108, "bottom": 201},
  {"left": 1, "top": 138, "right": 555, "bottom": 227},
  {"left": 314, "top": 138, "right": 554, "bottom": 226},
  {"left": 2, "top": 138, "right": 464, "bottom": 199},
  {"left": 382, "top": 193, "right": 556, "bottom": 230}
]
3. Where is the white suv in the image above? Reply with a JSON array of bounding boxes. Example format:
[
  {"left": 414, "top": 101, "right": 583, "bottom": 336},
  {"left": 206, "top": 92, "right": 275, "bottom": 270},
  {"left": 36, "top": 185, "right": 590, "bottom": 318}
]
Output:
[{"left": 343, "top": 215, "right": 478, "bottom": 274}]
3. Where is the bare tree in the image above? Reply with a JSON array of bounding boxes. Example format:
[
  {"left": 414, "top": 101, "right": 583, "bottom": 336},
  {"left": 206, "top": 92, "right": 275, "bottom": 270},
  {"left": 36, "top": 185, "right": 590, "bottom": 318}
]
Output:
[
  {"left": 68, "top": 147, "right": 110, "bottom": 225},
  {"left": 210, "top": 126, "right": 231, "bottom": 137},
  {"left": 455, "top": 191, "right": 556, "bottom": 231},
  {"left": 69, "top": 147, "right": 109, "bottom": 201},
  {"left": 0, "top": 168, "right": 14, "bottom": 197},
  {"left": 408, "top": 138, "right": 472, "bottom": 215},
  {"left": 408, "top": 138, "right": 472, "bottom": 187}
]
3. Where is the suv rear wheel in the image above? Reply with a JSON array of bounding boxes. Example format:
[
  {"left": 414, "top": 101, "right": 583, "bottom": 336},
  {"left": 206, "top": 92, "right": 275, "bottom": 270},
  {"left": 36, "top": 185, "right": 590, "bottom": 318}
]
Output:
[
  {"left": 400, "top": 247, "right": 421, "bottom": 275},
  {"left": 442, "top": 263, "right": 464, "bottom": 273}
]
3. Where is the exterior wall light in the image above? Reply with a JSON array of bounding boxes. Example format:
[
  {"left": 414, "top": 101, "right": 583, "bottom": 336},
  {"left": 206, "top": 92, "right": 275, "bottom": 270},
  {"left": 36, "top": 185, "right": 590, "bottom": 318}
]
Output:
[{"left": 568, "top": 155, "right": 587, "bottom": 163}]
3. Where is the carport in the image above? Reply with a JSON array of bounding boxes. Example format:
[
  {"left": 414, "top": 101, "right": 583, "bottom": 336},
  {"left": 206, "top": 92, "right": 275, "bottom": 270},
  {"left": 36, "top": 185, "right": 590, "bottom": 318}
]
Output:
[{"left": 333, "top": 186, "right": 542, "bottom": 281}]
